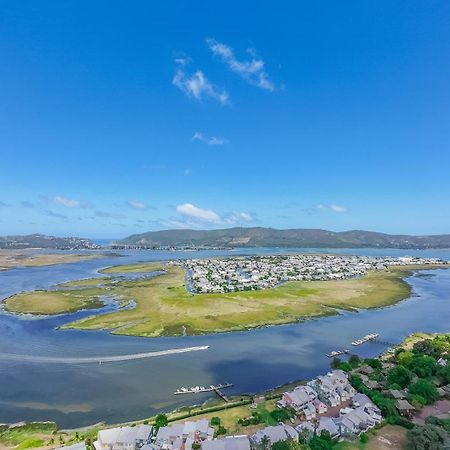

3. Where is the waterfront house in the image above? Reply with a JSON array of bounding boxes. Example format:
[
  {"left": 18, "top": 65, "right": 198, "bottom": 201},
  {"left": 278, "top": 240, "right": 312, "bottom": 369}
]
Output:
[
  {"left": 250, "top": 425, "right": 298, "bottom": 448},
  {"left": 155, "top": 420, "right": 214, "bottom": 450},
  {"left": 296, "top": 417, "right": 339, "bottom": 440},
  {"left": 302, "top": 402, "right": 316, "bottom": 420},
  {"left": 395, "top": 400, "right": 415, "bottom": 418},
  {"left": 282, "top": 386, "right": 318, "bottom": 411},
  {"left": 313, "top": 399, "right": 328, "bottom": 414},
  {"left": 202, "top": 436, "right": 250, "bottom": 450},
  {"left": 95, "top": 425, "right": 153, "bottom": 450}
]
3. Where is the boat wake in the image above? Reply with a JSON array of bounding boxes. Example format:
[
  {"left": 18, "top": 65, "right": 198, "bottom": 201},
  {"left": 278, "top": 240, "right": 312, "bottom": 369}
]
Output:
[{"left": 0, "top": 345, "right": 209, "bottom": 364}]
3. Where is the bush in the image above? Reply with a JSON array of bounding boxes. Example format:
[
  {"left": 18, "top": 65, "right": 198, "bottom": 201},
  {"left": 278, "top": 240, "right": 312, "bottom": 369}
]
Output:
[
  {"left": 407, "top": 355, "right": 437, "bottom": 378},
  {"left": 413, "top": 339, "right": 441, "bottom": 358},
  {"left": 337, "top": 362, "right": 352, "bottom": 373},
  {"left": 407, "top": 394, "right": 427, "bottom": 409},
  {"left": 330, "top": 357, "right": 341, "bottom": 369},
  {"left": 407, "top": 424, "right": 450, "bottom": 449},
  {"left": 387, "top": 365, "right": 414, "bottom": 389},
  {"left": 210, "top": 417, "right": 221, "bottom": 426},
  {"left": 409, "top": 379, "right": 439, "bottom": 404},
  {"left": 359, "top": 432, "right": 369, "bottom": 443},
  {"left": 365, "top": 358, "right": 382, "bottom": 371},
  {"left": 215, "top": 426, "right": 227, "bottom": 436},
  {"left": 270, "top": 408, "right": 292, "bottom": 422},
  {"left": 349, "top": 354, "right": 360, "bottom": 368}
]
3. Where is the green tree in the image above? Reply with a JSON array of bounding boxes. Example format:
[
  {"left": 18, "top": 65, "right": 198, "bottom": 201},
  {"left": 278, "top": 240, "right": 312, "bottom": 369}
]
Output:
[
  {"left": 216, "top": 425, "right": 227, "bottom": 436},
  {"left": 349, "top": 354, "right": 360, "bottom": 368},
  {"left": 155, "top": 413, "right": 168, "bottom": 429},
  {"left": 388, "top": 365, "right": 414, "bottom": 389},
  {"left": 407, "top": 355, "right": 437, "bottom": 378},
  {"left": 211, "top": 416, "right": 221, "bottom": 426},
  {"left": 438, "top": 364, "right": 450, "bottom": 384},
  {"left": 407, "top": 424, "right": 450, "bottom": 450},
  {"left": 309, "top": 431, "right": 334, "bottom": 450},
  {"left": 330, "top": 357, "right": 341, "bottom": 370},
  {"left": 359, "top": 432, "right": 369, "bottom": 443},
  {"left": 258, "top": 435, "right": 270, "bottom": 450},
  {"left": 409, "top": 379, "right": 439, "bottom": 404},
  {"left": 337, "top": 362, "right": 352, "bottom": 373},
  {"left": 365, "top": 358, "right": 382, "bottom": 371},
  {"left": 408, "top": 394, "right": 427, "bottom": 409},
  {"left": 413, "top": 340, "right": 441, "bottom": 358}
]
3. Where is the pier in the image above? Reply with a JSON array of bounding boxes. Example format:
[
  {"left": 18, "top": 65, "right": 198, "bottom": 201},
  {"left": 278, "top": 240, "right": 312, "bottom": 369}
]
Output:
[
  {"left": 174, "top": 383, "right": 233, "bottom": 402},
  {"left": 351, "top": 333, "right": 379, "bottom": 346}
]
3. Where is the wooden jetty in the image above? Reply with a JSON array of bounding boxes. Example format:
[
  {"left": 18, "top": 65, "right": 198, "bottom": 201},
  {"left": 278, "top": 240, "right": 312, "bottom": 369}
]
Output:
[
  {"left": 326, "top": 349, "right": 349, "bottom": 358},
  {"left": 351, "top": 333, "right": 379, "bottom": 346},
  {"left": 174, "top": 383, "right": 232, "bottom": 402}
]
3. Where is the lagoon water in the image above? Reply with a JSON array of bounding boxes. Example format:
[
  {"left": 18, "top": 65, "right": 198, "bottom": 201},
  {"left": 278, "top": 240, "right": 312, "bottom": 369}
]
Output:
[{"left": 0, "top": 248, "right": 449, "bottom": 427}]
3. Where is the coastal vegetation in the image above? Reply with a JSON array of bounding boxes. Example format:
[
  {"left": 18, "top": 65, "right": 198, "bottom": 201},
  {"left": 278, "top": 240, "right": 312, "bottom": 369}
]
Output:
[
  {"left": 1, "top": 334, "right": 448, "bottom": 450},
  {"left": 0, "top": 250, "right": 104, "bottom": 271},
  {"left": 3, "top": 289, "right": 105, "bottom": 315},
  {"left": 2, "top": 262, "right": 429, "bottom": 336}
]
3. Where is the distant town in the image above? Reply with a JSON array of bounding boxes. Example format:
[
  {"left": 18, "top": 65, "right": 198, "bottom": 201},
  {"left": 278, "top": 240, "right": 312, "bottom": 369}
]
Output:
[{"left": 178, "top": 255, "right": 447, "bottom": 294}]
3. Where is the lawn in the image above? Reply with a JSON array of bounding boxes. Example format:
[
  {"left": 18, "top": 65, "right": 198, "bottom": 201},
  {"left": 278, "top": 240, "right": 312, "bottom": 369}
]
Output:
[
  {"left": 0, "top": 422, "right": 57, "bottom": 449},
  {"left": 4, "top": 262, "right": 418, "bottom": 337}
]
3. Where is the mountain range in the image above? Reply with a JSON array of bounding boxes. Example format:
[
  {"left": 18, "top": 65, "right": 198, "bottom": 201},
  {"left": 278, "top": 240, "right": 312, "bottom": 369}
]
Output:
[
  {"left": 0, "top": 234, "right": 100, "bottom": 250},
  {"left": 115, "top": 227, "right": 450, "bottom": 249}
]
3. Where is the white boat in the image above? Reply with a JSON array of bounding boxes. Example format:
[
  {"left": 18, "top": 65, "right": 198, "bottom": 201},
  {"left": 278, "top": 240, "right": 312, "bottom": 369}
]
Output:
[{"left": 352, "top": 333, "right": 379, "bottom": 346}]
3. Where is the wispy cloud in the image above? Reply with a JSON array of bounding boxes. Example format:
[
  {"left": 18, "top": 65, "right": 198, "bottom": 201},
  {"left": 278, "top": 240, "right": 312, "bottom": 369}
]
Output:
[
  {"left": 95, "top": 211, "right": 127, "bottom": 219},
  {"left": 317, "top": 204, "right": 348, "bottom": 213},
  {"left": 173, "top": 59, "right": 229, "bottom": 105},
  {"left": 0, "top": 201, "right": 9, "bottom": 207},
  {"left": 207, "top": 38, "right": 275, "bottom": 91},
  {"left": 50, "top": 196, "right": 89, "bottom": 208},
  {"left": 192, "top": 132, "right": 228, "bottom": 146},
  {"left": 127, "top": 200, "right": 146, "bottom": 210},
  {"left": 44, "top": 210, "right": 68, "bottom": 219},
  {"left": 20, "top": 201, "right": 34, "bottom": 208},
  {"left": 223, "top": 211, "right": 255, "bottom": 224}
]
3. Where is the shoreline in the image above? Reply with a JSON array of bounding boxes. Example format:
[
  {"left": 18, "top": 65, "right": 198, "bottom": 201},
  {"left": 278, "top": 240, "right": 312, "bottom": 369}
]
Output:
[{"left": 3, "top": 264, "right": 448, "bottom": 338}]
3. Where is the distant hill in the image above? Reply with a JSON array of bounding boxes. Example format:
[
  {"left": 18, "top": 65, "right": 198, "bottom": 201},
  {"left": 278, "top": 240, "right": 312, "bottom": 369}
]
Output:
[
  {"left": 115, "top": 227, "right": 450, "bottom": 249},
  {"left": 0, "top": 234, "right": 100, "bottom": 250}
]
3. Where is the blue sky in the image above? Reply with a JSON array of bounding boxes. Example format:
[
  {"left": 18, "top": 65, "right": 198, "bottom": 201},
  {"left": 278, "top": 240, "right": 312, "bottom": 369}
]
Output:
[{"left": 1, "top": 1, "right": 450, "bottom": 238}]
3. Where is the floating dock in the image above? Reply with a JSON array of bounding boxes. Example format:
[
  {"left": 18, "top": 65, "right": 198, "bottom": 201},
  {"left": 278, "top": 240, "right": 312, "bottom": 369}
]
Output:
[
  {"left": 174, "top": 383, "right": 233, "bottom": 402},
  {"left": 351, "top": 333, "right": 379, "bottom": 346},
  {"left": 326, "top": 349, "right": 349, "bottom": 358}
]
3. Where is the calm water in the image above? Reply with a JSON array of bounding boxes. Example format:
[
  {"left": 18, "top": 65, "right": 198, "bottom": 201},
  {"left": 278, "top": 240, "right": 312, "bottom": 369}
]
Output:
[{"left": 0, "top": 247, "right": 449, "bottom": 427}]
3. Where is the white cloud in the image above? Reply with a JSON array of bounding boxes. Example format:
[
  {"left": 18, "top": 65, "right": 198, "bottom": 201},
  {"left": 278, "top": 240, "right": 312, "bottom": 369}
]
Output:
[
  {"left": 192, "top": 132, "right": 228, "bottom": 146},
  {"left": 173, "top": 203, "right": 255, "bottom": 228},
  {"left": 176, "top": 203, "right": 221, "bottom": 223},
  {"left": 127, "top": 200, "right": 146, "bottom": 210},
  {"left": 173, "top": 60, "right": 229, "bottom": 105},
  {"left": 317, "top": 204, "right": 348, "bottom": 213},
  {"left": 51, "top": 196, "right": 88, "bottom": 208},
  {"left": 207, "top": 38, "right": 275, "bottom": 91}
]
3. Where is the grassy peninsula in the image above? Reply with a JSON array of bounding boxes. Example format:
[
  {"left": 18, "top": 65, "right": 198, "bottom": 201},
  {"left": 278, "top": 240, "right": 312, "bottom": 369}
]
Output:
[
  {"left": 3, "top": 288, "right": 105, "bottom": 315},
  {"left": 0, "top": 250, "right": 105, "bottom": 271},
  {"left": 3, "top": 260, "right": 425, "bottom": 336}
]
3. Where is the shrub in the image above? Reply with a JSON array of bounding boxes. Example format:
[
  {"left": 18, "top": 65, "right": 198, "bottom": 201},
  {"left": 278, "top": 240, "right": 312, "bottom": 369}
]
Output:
[
  {"left": 387, "top": 365, "right": 414, "bottom": 389},
  {"left": 210, "top": 417, "right": 221, "bottom": 426},
  {"left": 409, "top": 379, "right": 439, "bottom": 404},
  {"left": 359, "top": 432, "right": 369, "bottom": 443}
]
